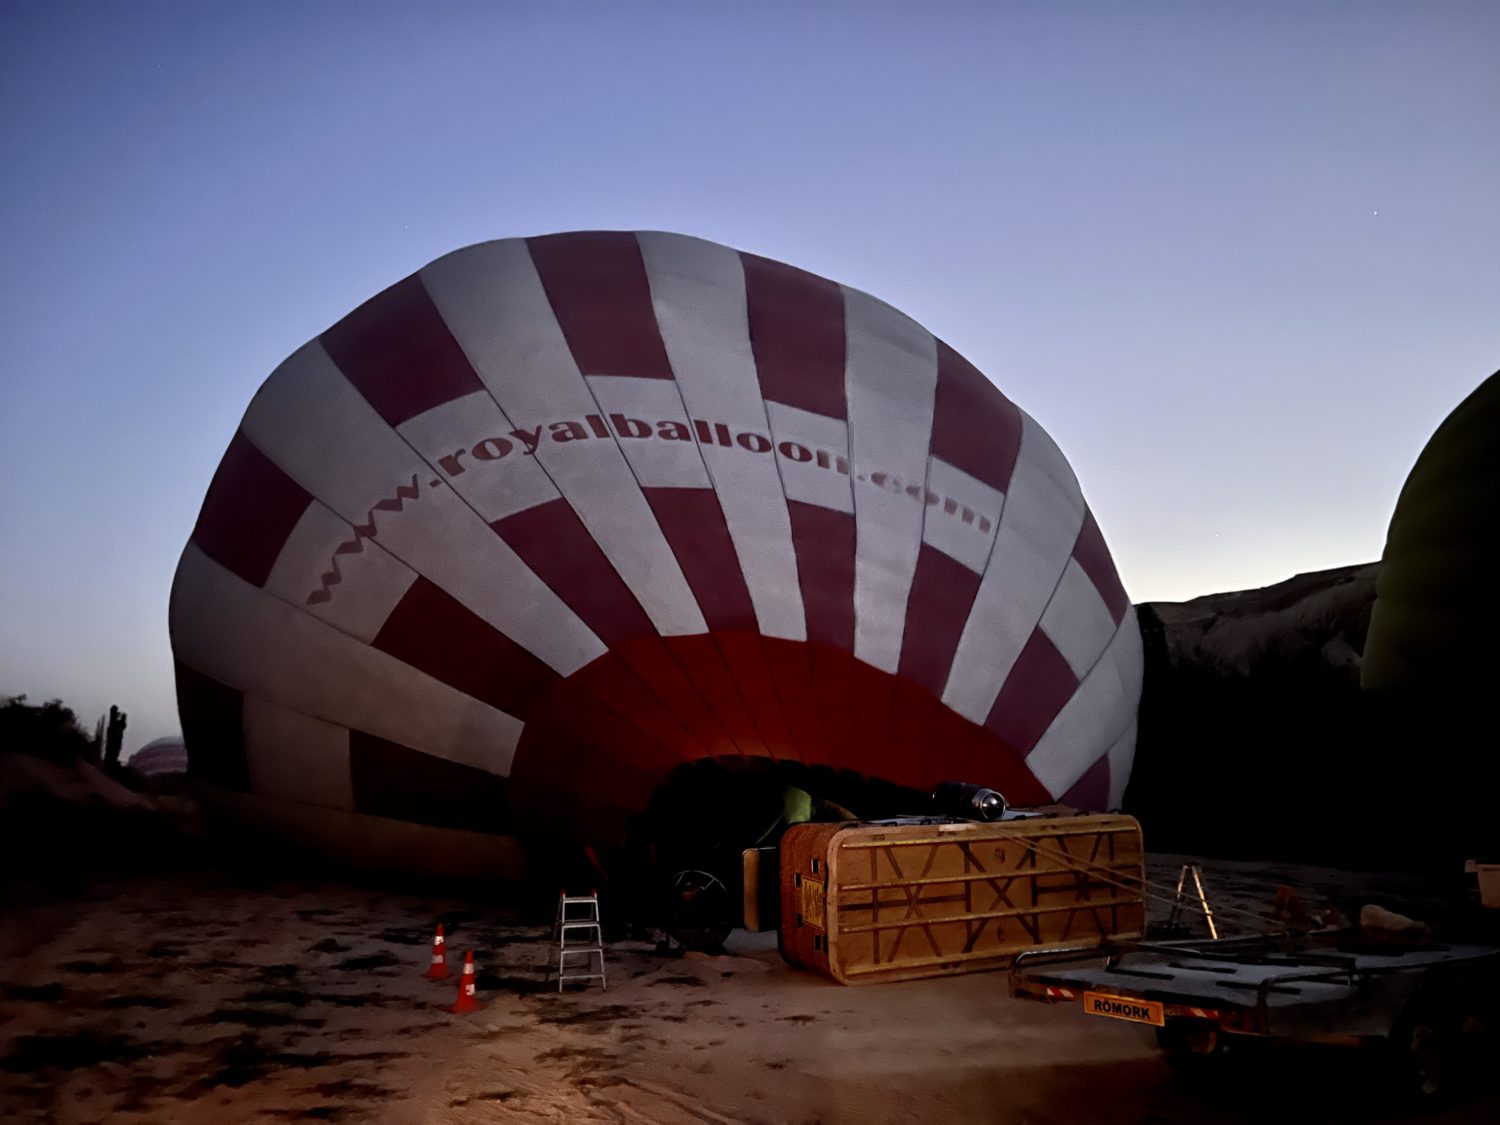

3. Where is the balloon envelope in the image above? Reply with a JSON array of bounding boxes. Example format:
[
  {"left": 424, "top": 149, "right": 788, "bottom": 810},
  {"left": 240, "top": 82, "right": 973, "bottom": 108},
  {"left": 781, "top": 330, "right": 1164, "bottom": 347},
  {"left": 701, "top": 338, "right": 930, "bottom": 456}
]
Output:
[
  {"left": 1364, "top": 370, "right": 1500, "bottom": 696},
  {"left": 170, "top": 231, "right": 1141, "bottom": 864},
  {"left": 126, "top": 736, "right": 188, "bottom": 778}
]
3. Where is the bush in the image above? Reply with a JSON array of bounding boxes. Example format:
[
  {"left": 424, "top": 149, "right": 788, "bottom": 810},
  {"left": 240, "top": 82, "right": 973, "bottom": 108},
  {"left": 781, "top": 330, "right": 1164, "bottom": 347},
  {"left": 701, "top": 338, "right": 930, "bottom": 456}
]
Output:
[{"left": 0, "top": 694, "right": 96, "bottom": 764}]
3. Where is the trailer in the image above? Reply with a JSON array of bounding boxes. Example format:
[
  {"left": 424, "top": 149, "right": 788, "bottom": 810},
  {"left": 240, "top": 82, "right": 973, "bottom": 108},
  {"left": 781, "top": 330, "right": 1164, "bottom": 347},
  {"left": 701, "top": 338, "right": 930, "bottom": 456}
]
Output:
[{"left": 1010, "top": 930, "right": 1500, "bottom": 1100}]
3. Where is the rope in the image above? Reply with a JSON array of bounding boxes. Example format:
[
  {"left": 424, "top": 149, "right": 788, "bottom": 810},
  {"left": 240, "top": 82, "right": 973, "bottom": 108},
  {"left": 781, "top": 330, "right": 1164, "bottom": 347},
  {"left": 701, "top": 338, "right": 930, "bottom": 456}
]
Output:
[{"left": 981, "top": 823, "right": 1287, "bottom": 934}]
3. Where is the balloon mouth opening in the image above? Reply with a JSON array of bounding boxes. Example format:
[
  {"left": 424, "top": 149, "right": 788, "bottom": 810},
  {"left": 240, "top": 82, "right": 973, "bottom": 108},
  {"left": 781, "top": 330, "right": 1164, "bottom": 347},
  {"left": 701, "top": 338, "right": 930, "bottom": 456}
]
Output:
[{"left": 629, "top": 756, "right": 930, "bottom": 866}]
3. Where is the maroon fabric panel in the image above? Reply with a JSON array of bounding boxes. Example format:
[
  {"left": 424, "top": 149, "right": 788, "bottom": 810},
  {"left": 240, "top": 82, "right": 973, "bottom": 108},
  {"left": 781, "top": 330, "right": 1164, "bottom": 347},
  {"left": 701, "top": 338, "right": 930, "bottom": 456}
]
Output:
[
  {"left": 348, "top": 730, "right": 509, "bottom": 834},
  {"left": 527, "top": 231, "right": 674, "bottom": 379},
  {"left": 897, "top": 543, "right": 985, "bottom": 698},
  {"left": 885, "top": 676, "right": 941, "bottom": 779},
  {"left": 665, "top": 634, "right": 766, "bottom": 758},
  {"left": 642, "top": 488, "right": 756, "bottom": 632},
  {"left": 929, "top": 341, "right": 1023, "bottom": 494},
  {"left": 1060, "top": 753, "right": 1111, "bottom": 812},
  {"left": 175, "top": 662, "right": 249, "bottom": 792},
  {"left": 507, "top": 636, "right": 1055, "bottom": 847},
  {"left": 321, "top": 274, "right": 486, "bottom": 427},
  {"left": 850, "top": 660, "right": 902, "bottom": 781},
  {"left": 808, "top": 641, "right": 857, "bottom": 772},
  {"left": 742, "top": 252, "right": 847, "bottom": 419},
  {"left": 567, "top": 651, "right": 705, "bottom": 762},
  {"left": 924, "top": 704, "right": 1052, "bottom": 807},
  {"left": 1072, "top": 510, "right": 1131, "bottom": 623},
  {"left": 986, "top": 630, "right": 1079, "bottom": 756},
  {"left": 372, "top": 577, "right": 557, "bottom": 721},
  {"left": 716, "top": 632, "right": 793, "bottom": 757},
  {"left": 761, "top": 638, "right": 826, "bottom": 762},
  {"left": 786, "top": 501, "right": 856, "bottom": 651},
  {"left": 509, "top": 676, "right": 683, "bottom": 844},
  {"left": 492, "top": 498, "right": 654, "bottom": 647},
  {"left": 607, "top": 639, "right": 743, "bottom": 758},
  {"left": 191, "top": 432, "right": 312, "bottom": 588}
]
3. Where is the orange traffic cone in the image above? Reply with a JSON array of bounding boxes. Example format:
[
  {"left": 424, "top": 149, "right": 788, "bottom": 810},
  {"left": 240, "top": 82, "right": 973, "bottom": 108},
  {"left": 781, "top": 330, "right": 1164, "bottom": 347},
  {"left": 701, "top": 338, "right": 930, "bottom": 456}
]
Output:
[
  {"left": 423, "top": 923, "right": 452, "bottom": 981},
  {"left": 449, "top": 950, "right": 480, "bottom": 1014}
]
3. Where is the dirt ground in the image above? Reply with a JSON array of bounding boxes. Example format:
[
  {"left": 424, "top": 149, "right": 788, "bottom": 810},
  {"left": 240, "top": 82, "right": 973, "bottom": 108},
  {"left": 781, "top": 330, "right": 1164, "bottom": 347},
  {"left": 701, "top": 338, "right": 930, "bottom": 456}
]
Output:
[{"left": 2, "top": 855, "right": 1497, "bottom": 1124}]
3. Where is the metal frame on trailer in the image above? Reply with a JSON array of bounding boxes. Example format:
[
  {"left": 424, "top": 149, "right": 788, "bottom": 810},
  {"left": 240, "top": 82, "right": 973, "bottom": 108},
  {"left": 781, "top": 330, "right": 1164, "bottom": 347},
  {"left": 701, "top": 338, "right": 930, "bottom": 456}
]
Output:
[{"left": 1012, "top": 934, "right": 1500, "bottom": 1043}]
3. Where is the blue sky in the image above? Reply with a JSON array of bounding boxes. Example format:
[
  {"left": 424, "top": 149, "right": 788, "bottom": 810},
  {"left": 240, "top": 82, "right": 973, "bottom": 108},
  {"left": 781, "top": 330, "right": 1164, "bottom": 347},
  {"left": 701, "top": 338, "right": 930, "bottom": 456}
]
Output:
[{"left": 2, "top": 1, "right": 1497, "bottom": 753}]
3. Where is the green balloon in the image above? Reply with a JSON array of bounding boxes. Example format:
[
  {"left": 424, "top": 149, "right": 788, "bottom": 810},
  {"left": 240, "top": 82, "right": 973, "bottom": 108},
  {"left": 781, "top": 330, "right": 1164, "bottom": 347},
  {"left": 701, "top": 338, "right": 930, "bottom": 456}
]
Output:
[{"left": 1363, "top": 371, "right": 1500, "bottom": 696}]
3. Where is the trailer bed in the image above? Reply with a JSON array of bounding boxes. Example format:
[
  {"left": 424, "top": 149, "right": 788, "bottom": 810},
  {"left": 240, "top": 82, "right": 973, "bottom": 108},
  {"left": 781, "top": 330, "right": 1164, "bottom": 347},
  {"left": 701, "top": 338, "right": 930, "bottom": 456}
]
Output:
[{"left": 1013, "top": 934, "right": 1500, "bottom": 1041}]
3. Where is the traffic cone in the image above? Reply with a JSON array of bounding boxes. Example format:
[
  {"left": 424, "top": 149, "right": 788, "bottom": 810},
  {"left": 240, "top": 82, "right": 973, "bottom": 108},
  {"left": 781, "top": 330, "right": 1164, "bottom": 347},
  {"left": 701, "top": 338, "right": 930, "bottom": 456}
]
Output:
[
  {"left": 423, "top": 923, "right": 451, "bottom": 981},
  {"left": 449, "top": 950, "right": 480, "bottom": 1014}
]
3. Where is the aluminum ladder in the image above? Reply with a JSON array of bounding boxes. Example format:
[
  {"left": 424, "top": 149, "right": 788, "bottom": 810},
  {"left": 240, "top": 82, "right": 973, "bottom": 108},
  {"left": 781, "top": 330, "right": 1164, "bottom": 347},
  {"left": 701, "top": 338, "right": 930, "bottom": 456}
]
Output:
[
  {"left": 1165, "top": 862, "right": 1219, "bottom": 940},
  {"left": 545, "top": 889, "right": 607, "bottom": 991}
]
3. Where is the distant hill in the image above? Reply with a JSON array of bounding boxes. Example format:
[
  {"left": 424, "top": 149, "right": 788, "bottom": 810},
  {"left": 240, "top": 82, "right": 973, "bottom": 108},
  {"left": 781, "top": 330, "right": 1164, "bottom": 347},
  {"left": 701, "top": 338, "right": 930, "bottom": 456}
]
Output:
[
  {"left": 1121, "top": 562, "right": 1440, "bottom": 866},
  {"left": 1149, "top": 562, "right": 1378, "bottom": 678}
]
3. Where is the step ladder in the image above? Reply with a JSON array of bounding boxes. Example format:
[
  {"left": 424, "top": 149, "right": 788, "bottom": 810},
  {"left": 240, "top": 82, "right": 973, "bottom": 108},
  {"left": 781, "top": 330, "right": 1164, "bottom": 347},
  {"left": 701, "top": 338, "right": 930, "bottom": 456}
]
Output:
[
  {"left": 545, "top": 889, "right": 607, "bottom": 991},
  {"left": 1166, "top": 862, "right": 1219, "bottom": 940}
]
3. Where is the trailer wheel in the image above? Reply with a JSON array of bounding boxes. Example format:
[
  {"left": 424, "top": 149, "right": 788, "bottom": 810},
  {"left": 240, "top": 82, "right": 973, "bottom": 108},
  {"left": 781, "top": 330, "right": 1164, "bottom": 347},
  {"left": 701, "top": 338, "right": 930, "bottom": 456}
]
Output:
[
  {"left": 1452, "top": 1003, "right": 1498, "bottom": 1095},
  {"left": 1390, "top": 1003, "right": 1451, "bottom": 1103},
  {"left": 1156, "top": 1018, "right": 1223, "bottom": 1072}
]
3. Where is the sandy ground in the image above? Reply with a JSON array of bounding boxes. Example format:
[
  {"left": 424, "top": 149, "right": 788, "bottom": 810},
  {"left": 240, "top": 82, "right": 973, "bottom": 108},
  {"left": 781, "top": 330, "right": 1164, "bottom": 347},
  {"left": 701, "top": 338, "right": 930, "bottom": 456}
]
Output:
[{"left": 2, "top": 856, "right": 1497, "bottom": 1124}]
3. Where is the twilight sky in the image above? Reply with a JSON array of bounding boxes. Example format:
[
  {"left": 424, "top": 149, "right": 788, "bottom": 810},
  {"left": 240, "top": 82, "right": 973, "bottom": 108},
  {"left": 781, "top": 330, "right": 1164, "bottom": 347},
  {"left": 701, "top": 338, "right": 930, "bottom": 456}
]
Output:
[{"left": 2, "top": 1, "right": 1497, "bottom": 754}]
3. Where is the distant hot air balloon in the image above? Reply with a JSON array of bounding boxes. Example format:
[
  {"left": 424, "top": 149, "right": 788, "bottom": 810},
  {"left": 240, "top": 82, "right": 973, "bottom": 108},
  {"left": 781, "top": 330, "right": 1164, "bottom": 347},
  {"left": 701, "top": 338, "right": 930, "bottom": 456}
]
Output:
[
  {"left": 1364, "top": 370, "right": 1500, "bottom": 697},
  {"left": 169, "top": 231, "right": 1141, "bottom": 875},
  {"left": 127, "top": 736, "right": 189, "bottom": 778}
]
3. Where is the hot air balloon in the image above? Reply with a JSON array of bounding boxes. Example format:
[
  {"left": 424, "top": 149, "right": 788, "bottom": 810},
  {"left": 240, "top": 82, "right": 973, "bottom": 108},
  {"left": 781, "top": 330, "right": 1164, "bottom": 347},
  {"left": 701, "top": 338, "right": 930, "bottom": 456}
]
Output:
[
  {"left": 169, "top": 231, "right": 1141, "bottom": 877},
  {"left": 1360, "top": 370, "right": 1500, "bottom": 860},
  {"left": 127, "top": 736, "right": 189, "bottom": 779},
  {"left": 1364, "top": 370, "right": 1500, "bottom": 698}
]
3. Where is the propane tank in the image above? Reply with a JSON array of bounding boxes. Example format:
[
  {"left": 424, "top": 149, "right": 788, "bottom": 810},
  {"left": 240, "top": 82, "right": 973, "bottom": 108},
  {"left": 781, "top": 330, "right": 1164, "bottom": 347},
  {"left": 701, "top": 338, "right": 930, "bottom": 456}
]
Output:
[{"left": 930, "top": 781, "right": 1008, "bottom": 822}]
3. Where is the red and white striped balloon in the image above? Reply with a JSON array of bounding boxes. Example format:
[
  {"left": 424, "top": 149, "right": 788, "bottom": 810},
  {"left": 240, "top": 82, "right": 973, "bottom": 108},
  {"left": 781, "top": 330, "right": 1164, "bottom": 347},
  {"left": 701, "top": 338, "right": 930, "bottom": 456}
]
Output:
[{"left": 170, "top": 231, "right": 1141, "bottom": 851}]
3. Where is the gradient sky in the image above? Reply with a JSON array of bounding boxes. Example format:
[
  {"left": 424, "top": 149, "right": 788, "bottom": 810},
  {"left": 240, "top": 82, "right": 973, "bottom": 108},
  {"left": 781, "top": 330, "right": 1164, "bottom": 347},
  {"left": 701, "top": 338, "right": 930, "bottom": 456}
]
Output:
[{"left": 2, "top": 2, "right": 1497, "bottom": 755}]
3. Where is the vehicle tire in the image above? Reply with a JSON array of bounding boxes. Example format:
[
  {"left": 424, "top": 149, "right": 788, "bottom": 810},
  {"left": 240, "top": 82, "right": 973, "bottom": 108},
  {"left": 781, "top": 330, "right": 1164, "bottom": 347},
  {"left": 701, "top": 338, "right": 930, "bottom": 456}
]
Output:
[
  {"left": 1453, "top": 1002, "right": 1498, "bottom": 1095},
  {"left": 1389, "top": 1002, "right": 1453, "bottom": 1104},
  {"left": 665, "top": 868, "right": 734, "bottom": 952},
  {"left": 1156, "top": 1018, "right": 1225, "bottom": 1075}
]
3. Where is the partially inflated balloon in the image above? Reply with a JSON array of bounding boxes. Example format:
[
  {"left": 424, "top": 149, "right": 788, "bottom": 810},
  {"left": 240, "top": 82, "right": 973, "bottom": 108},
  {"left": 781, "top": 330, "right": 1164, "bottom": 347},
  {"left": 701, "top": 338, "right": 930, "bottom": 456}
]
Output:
[
  {"left": 127, "top": 736, "right": 188, "bottom": 778},
  {"left": 1364, "top": 371, "right": 1500, "bottom": 696},
  {"left": 170, "top": 232, "right": 1141, "bottom": 867}
]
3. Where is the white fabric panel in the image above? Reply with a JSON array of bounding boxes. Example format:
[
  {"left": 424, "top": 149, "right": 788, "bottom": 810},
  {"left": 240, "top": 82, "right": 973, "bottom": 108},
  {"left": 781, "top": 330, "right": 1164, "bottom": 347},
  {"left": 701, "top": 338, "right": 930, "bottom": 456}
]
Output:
[
  {"left": 637, "top": 231, "right": 807, "bottom": 642},
  {"left": 1026, "top": 616, "right": 1144, "bottom": 799},
  {"left": 922, "top": 457, "right": 1004, "bottom": 574},
  {"left": 1039, "top": 558, "right": 1120, "bottom": 680},
  {"left": 1105, "top": 713, "right": 1139, "bottom": 810},
  {"left": 243, "top": 696, "right": 354, "bottom": 811},
  {"left": 583, "top": 375, "right": 711, "bottom": 489},
  {"left": 422, "top": 241, "right": 707, "bottom": 637},
  {"left": 1113, "top": 605, "right": 1145, "bottom": 750},
  {"left": 942, "top": 411, "right": 1087, "bottom": 722},
  {"left": 171, "top": 545, "right": 522, "bottom": 775},
  {"left": 397, "top": 389, "right": 560, "bottom": 523},
  {"left": 263, "top": 501, "right": 418, "bottom": 644},
  {"left": 764, "top": 402, "right": 855, "bottom": 514},
  {"left": 843, "top": 286, "right": 939, "bottom": 674},
  {"left": 242, "top": 342, "right": 603, "bottom": 675}
]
